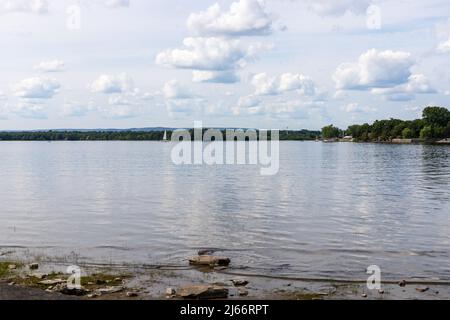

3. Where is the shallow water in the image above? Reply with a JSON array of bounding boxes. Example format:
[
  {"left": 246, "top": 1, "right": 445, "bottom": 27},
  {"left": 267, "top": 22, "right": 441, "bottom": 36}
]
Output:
[{"left": 0, "top": 141, "right": 449, "bottom": 281}]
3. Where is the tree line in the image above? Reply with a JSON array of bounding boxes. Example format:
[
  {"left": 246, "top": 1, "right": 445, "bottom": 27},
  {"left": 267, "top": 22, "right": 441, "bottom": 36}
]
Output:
[
  {"left": 0, "top": 129, "right": 321, "bottom": 141},
  {"left": 322, "top": 106, "right": 450, "bottom": 141}
]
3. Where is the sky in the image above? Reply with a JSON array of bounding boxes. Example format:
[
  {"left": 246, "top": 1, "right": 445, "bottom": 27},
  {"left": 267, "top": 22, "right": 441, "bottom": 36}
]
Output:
[{"left": 0, "top": 0, "right": 450, "bottom": 130}]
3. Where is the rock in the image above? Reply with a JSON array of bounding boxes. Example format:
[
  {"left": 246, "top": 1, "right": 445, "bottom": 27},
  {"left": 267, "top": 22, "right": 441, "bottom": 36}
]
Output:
[
  {"left": 189, "top": 255, "right": 231, "bottom": 267},
  {"left": 30, "top": 272, "right": 47, "bottom": 280},
  {"left": 177, "top": 285, "right": 229, "bottom": 300},
  {"left": 58, "top": 285, "right": 89, "bottom": 296},
  {"left": 126, "top": 292, "right": 139, "bottom": 298},
  {"left": 415, "top": 287, "right": 430, "bottom": 293},
  {"left": 238, "top": 288, "right": 249, "bottom": 297},
  {"left": 232, "top": 279, "right": 249, "bottom": 287},
  {"left": 39, "top": 279, "right": 66, "bottom": 286},
  {"left": 378, "top": 289, "right": 385, "bottom": 294},
  {"left": 8, "top": 264, "right": 17, "bottom": 270},
  {"left": 8, "top": 282, "right": 15, "bottom": 286},
  {"left": 95, "top": 279, "right": 107, "bottom": 285},
  {"left": 166, "top": 287, "right": 176, "bottom": 298},
  {"left": 398, "top": 280, "right": 407, "bottom": 287},
  {"left": 114, "top": 278, "right": 122, "bottom": 282},
  {"left": 87, "top": 293, "right": 100, "bottom": 299},
  {"left": 96, "top": 286, "right": 124, "bottom": 294},
  {"left": 361, "top": 293, "right": 368, "bottom": 298},
  {"left": 29, "top": 263, "right": 39, "bottom": 270}
]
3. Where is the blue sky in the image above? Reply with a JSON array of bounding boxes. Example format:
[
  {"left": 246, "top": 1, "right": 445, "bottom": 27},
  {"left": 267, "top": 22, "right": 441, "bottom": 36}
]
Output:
[{"left": 0, "top": 0, "right": 449, "bottom": 130}]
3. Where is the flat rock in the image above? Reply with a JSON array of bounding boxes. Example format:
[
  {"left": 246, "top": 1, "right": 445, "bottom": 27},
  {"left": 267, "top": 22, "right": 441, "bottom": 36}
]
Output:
[
  {"left": 39, "top": 279, "right": 66, "bottom": 286},
  {"left": 189, "top": 255, "right": 231, "bottom": 267},
  {"left": 8, "top": 264, "right": 17, "bottom": 270},
  {"left": 177, "top": 285, "right": 229, "bottom": 300},
  {"left": 30, "top": 273, "right": 47, "bottom": 280},
  {"left": 96, "top": 286, "right": 124, "bottom": 294}
]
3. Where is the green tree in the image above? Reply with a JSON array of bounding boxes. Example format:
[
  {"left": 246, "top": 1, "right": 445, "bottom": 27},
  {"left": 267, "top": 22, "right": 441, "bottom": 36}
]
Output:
[
  {"left": 423, "top": 106, "right": 450, "bottom": 127},
  {"left": 420, "top": 125, "right": 433, "bottom": 140},
  {"left": 321, "top": 125, "right": 341, "bottom": 139},
  {"left": 402, "top": 128, "right": 413, "bottom": 139}
]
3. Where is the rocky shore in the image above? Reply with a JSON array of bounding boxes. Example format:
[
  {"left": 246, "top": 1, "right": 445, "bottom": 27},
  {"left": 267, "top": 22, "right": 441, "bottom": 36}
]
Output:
[{"left": 1, "top": 252, "right": 449, "bottom": 300}]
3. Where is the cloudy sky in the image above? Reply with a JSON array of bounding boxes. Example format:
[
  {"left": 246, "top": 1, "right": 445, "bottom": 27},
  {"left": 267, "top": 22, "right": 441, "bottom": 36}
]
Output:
[{"left": 1, "top": 0, "right": 450, "bottom": 130}]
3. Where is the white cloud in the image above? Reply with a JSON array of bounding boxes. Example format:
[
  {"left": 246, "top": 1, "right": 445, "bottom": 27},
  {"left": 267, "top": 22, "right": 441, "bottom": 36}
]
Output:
[
  {"left": 192, "top": 70, "right": 239, "bottom": 83},
  {"left": 371, "top": 74, "right": 436, "bottom": 101},
  {"left": 13, "top": 77, "right": 60, "bottom": 99},
  {"left": 163, "top": 80, "right": 196, "bottom": 100},
  {"left": 103, "top": 0, "right": 130, "bottom": 8},
  {"left": 251, "top": 72, "right": 317, "bottom": 96},
  {"left": 333, "top": 49, "right": 415, "bottom": 90},
  {"left": 108, "top": 95, "right": 132, "bottom": 106},
  {"left": 307, "top": 0, "right": 372, "bottom": 16},
  {"left": 437, "top": 37, "right": 450, "bottom": 53},
  {"left": 34, "top": 60, "right": 65, "bottom": 73},
  {"left": 187, "top": 0, "right": 273, "bottom": 37},
  {"left": 344, "top": 102, "right": 377, "bottom": 113},
  {"left": 10, "top": 101, "right": 47, "bottom": 119},
  {"left": 156, "top": 37, "right": 254, "bottom": 72},
  {"left": 0, "top": 0, "right": 48, "bottom": 15},
  {"left": 89, "top": 73, "right": 134, "bottom": 94}
]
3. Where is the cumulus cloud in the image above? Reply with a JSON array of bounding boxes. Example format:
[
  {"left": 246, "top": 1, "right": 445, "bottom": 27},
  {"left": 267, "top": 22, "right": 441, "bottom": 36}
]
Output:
[
  {"left": 34, "top": 60, "right": 65, "bottom": 73},
  {"left": 13, "top": 77, "right": 60, "bottom": 99},
  {"left": 371, "top": 74, "right": 436, "bottom": 101},
  {"left": 437, "top": 37, "right": 450, "bottom": 53},
  {"left": 306, "top": 0, "right": 372, "bottom": 16},
  {"left": 89, "top": 73, "right": 134, "bottom": 94},
  {"left": 156, "top": 37, "right": 256, "bottom": 72},
  {"left": 187, "top": 0, "right": 273, "bottom": 37},
  {"left": 333, "top": 49, "right": 415, "bottom": 90},
  {"left": 0, "top": 0, "right": 48, "bottom": 15},
  {"left": 251, "top": 72, "right": 318, "bottom": 96}
]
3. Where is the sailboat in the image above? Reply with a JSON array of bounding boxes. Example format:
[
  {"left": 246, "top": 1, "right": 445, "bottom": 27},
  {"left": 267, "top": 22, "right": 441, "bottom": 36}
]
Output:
[{"left": 162, "top": 130, "right": 169, "bottom": 142}]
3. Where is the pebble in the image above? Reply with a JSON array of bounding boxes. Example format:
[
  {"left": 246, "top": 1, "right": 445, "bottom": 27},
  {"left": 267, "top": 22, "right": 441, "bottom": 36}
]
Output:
[
  {"left": 238, "top": 288, "right": 249, "bottom": 297},
  {"left": 126, "top": 292, "right": 139, "bottom": 298}
]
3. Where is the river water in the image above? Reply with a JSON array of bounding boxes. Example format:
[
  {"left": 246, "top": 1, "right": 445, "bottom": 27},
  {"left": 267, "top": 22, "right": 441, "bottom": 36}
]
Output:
[{"left": 0, "top": 141, "right": 449, "bottom": 281}]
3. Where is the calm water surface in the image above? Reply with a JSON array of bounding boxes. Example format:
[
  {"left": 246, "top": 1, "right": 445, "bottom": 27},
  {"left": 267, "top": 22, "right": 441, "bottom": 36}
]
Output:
[{"left": 0, "top": 142, "right": 449, "bottom": 280}]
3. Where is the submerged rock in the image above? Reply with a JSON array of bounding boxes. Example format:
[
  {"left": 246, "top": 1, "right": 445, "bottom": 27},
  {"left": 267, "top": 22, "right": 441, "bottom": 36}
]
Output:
[
  {"left": 189, "top": 255, "right": 231, "bottom": 267},
  {"left": 398, "top": 280, "right": 407, "bottom": 287},
  {"left": 231, "top": 279, "right": 249, "bottom": 287},
  {"left": 177, "top": 285, "right": 229, "bottom": 300},
  {"left": 126, "top": 292, "right": 139, "bottom": 298},
  {"left": 29, "top": 263, "right": 39, "bottom": 270}
]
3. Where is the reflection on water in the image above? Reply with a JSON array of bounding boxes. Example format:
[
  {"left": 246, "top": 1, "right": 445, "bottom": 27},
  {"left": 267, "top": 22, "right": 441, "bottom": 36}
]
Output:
[{"left": 0, "top": 142, "right": 449, "bottom": 280}]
